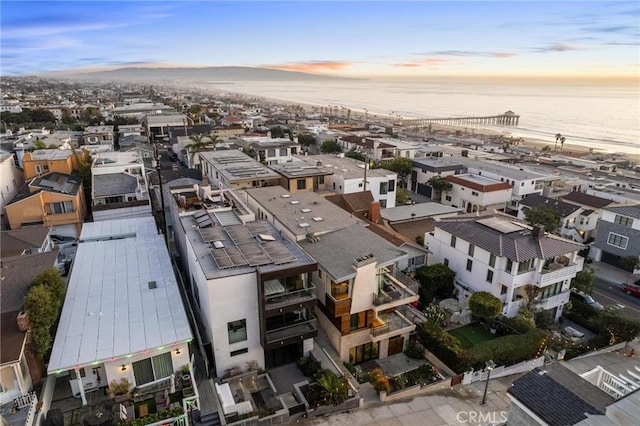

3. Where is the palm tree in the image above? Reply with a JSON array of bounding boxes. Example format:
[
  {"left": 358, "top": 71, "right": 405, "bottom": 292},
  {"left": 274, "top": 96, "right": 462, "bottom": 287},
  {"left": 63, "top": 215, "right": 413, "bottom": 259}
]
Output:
[
  {"left": 555, "top": 133, "right": 562, "bottom": 150},
  {"left": 185, "top": 133, "right": 208, "bottom": 167},
  {"left": 207, "top": 133, "right": 220, "bottom": 151},
  {"left": 560, "top": 136, "right": 566, "bottom": 152},
  {"left": 317, "top": 371, "right": 348, "bottom": 406}
]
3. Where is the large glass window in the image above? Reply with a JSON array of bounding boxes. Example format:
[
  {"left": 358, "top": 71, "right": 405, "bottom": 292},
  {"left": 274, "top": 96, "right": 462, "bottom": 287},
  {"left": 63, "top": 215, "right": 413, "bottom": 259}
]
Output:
[
  {"left": 379, "top": 182, "right": 388, "bottom": 194},
  {"left": 388, "top": 180, "right": 395, "bottom": 192},
  {"left": 46, "top": 201, "right": 74, "bottom": 214},
  {"left": 228, "top": 319, "right": 247, "bottom": 344},
  {"left": 296, "top": 179, "right": 306, "bottom": 190},
  {"left": 614, "top": 215, "right": 632, "bottom": 227},
  {"left": 489, "top": 254, "right": 496, "bottom": 268},
  {"left": 132, "top": 352, "right": 173, "bottom": 386},
  {"left": 607, "top": 232, "right": 629, "bottom": 249},
  {"left": 518, "top": 258, "right": 535, "bottom": 274}
]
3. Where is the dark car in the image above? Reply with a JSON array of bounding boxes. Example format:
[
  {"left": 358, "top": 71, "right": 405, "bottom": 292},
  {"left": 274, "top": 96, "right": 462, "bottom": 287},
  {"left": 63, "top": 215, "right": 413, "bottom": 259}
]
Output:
[
  {"left": 622, "top": 283, "right": 640, "bottom": 298},
  {"left": 570, "top": 289, "right": 605, "bottom": 310}
]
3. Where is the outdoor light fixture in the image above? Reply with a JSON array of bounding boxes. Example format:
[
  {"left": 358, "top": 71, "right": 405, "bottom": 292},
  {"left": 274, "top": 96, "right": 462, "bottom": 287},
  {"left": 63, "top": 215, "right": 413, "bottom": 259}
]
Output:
[
  {"left": 481, "top": 359, "right": 497, "bottom": 405},
  {"left": 175, "top": 349, "right": 181, "bottom": 355},
  {"left": 121, "top": 365, "right": 127, "bottom": 371}
]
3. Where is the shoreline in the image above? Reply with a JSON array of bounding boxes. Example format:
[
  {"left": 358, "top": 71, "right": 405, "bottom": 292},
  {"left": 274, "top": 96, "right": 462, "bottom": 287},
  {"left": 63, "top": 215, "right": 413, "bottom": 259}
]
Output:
[{"left": 198, "top": 83, "right": 640, "bottom": 162}]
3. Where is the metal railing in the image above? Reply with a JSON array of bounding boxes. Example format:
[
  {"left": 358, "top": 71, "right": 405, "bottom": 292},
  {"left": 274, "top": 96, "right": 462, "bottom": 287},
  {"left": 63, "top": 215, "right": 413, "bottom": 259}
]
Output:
[
  {"left": 370, "top": 308, "right": 415, "bottom": 338},
  {"left": 266, "top": 314, "right": 317, "bottom": 343},
  {"left": 265, "top": 284, "right": 316, "bottom": 307}
]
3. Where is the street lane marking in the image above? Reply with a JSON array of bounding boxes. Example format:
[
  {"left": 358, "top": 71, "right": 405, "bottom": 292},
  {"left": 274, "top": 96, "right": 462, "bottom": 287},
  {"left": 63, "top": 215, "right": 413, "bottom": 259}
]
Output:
[{"left": 593, "top": 290, "right": 640, "bottom": 315}]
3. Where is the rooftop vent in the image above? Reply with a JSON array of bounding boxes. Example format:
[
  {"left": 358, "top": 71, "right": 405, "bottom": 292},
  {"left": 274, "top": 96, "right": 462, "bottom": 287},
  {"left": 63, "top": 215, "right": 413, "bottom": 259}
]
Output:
[
  {"left": 301, "top": 208, "right": 311, "bottom": 213},
  {"left": 213, "top": 241, "right": 225, "bottom": 249},
  {"left": 148, "top": 281, "right": 157, "bottom": 289},
  {"left": 281, "top": 194, "right": 291, "bottom": 198},
  {"left": 312, "top": 217, "right": 324, "bottom": 222},
  {"left": 299, "top": 222, "right": 310, "bottom": 228},
  {"left": 290, "top": 200, "right": 300, "bottom": 205}
]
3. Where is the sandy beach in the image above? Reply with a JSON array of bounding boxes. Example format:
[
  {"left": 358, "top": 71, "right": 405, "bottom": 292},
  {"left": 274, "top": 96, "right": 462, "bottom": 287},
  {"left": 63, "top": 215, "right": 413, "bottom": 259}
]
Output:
[{"left": 210, "top": 86, "right": 639, "bottom": 162}]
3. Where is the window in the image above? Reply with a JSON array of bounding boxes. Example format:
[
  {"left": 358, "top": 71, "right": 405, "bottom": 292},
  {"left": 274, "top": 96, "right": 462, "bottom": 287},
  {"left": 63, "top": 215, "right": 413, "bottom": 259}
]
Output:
[
  {"left": 379, "top": 199, "right": 387, "bottom": 208},
  {"left": 230, "top": 348, "right": 248, "bottom": 357},
  {"left": 267, "top": 148, "right": 276, "bottom": 157},
  {"left": 279, "top": 148, "right": 287, "bottom": 156},
  {"left": 486, "top": 270, "right": 494, "bottom": 283},
  {"left": 296, "top": 179, "right": 306, "bottom": 190},
  {"left": 506, "top": 259, "right": 513, "bottom": 273},
  {"left": 450, "top": 235, "right": 457, "bottom": 247},
  {"left": 445, "top": 195, "right": 452, "bottom": 201},
  {"left": 46, "top": 201, "right": 74, "bottom": 214},
  {"left": 489, "top": 254, "right": 496, "bottom": 268},
  {"left": 35, "top": 164, "right": 49, "bottom": 174},
  {"left": 358, "top": 182, "right": 363, "bottom": 188},
  {"left": 132, "top": 352, "right": 173, "bottom": 386},
  {"left": 379, "top": 182, "right": 388, "bottom": 194},
  {"left": 501, "top": 285, "right": 508, "bottom": 295},
  {"left": 614, "top": 215, "right": 633, "bottom": 227},
  {"left": 350, "top": 314, "right": 359, "bottom": 331},
  {"left": 228, "top": 319, "right": 247, "bottom": 344},
  {"left": 471, "top": 191, "right": 479, "bottom": 196},
  {"left": 518, "top": 258, "right": 535, "bottom": 274},
  {"left": 468, "top": 244, "right": 475, "bottom": 256},
  {"left": 607, "top": 232, "right": 629, "bottom": 249},
  {"left": 443, "top": 258, "right": 449, "bottom": 266},
  {"left": 318, "top": 176, "right": 325, "bottom": 184},
  {"left": 388, "top": 180, "right": 395, "bottom": 192},
  {"left": 466, "top": 259, "right": 473, "bottom": 272}
]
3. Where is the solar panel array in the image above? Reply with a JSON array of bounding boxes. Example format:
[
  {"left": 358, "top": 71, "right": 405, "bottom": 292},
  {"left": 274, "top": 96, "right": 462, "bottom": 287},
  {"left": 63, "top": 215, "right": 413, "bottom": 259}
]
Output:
[
  {"left": 209, "top": 222, "right": 297, "bottom": 269},
  {"left": 193, "top": 210, "right": 213, "bottom": 228}
]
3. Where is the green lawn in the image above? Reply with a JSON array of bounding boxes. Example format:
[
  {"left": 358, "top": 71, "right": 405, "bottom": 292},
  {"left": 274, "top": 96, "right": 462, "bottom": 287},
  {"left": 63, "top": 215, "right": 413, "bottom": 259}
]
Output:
[{"left": 448, "top": 323, "right": 497, "bottom": 349}]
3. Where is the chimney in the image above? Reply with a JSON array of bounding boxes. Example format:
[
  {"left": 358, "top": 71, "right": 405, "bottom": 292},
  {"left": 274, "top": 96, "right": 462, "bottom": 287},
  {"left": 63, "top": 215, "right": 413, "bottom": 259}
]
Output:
[
  {"left": 17, "top": 311, "right": 30, "bottom": 331},
  {"left": 532, "top": 225, "right": 545, "bottom": 238},
  {"left": 369, "top": 201, "right": 381, "bottom": 224},
  {"left": 202, "top": 175, "right": 209, "bottom": 187}
]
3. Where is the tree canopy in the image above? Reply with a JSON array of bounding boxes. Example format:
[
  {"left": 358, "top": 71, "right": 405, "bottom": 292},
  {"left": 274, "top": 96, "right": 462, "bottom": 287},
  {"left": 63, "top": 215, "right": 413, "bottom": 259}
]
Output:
[
  {"left": 428, "top": 176, "right": 453, "bottom": 192},
  {"left": 377, "top": 157, "right": 412, "bottom": 187},
  {"left": 571, "top": 269, "right": 595, "bottom": 294},
  {"left": 416, "top": 263, "right": 456, "bottom": 305},
  {"left": 320, "top": 140, "right": 342, "bottom": 153},
  {"left": 297, "top": 134, "right": 316, "bottom": 147},
  {"left": 468, "top": 291, "right": 502, "bottom": 323},
  {"left": 24, "top": 268, "right": 66, "bottom": 357},
  {"left": 345, "top": 149, "right": 366, "bottom": 162},
  {"left": 523, "top": 205, "right": 561, "bottom": 233}
]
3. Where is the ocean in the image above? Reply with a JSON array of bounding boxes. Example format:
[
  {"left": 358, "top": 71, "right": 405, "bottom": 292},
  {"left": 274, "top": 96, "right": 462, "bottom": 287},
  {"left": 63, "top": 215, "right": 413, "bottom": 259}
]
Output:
[{"left": 205, "top": 78, "right": 640, "bottom": 156}]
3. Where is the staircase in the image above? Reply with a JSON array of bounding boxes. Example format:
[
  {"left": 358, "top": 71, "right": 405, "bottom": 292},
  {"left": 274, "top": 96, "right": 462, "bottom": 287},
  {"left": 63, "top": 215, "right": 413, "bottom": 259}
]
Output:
[{"left": 192, "top": 379, "right": 221, "bottom": 426}]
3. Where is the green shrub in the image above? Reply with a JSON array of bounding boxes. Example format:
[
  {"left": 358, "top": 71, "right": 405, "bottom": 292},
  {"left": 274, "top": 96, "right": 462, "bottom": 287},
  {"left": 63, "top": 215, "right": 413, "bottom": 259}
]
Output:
[
  {"left": 469, "top": 291, "right": 502, "bottom": 323},
  {"left": 404, "top": 340, "right": 425, "bottom": 359},
  {"left": 368, "top": 368, "right": 390, "bottom": 394},
  {"left": 470, "top": 330, "right": 546, "bottom": 368},
  {"left": 296, "top": 356, "right": 321, "bottom": 378}
]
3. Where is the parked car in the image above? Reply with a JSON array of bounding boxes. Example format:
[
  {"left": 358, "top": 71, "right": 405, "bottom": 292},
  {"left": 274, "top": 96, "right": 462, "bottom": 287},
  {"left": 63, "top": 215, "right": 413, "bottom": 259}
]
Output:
[
  {"left": 622, "top": 283, "right": 640, "bottom": 298},
  {"left": 563, "top": 326, "right": 585, "bottom": 339},
  {"left": 570, "top": 289, "right": 605, "bottom": 311}
]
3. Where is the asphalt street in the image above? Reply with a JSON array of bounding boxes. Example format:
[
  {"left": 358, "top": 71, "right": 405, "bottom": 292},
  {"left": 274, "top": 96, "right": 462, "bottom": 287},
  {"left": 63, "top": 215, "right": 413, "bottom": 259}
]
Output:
[{"left": 592, "top": 277, "right": 640, "bottom": 317}]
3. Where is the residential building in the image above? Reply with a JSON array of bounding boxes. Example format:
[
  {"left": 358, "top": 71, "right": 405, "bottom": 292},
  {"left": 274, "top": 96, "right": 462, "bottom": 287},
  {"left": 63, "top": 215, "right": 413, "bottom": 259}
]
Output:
[
  {"left": 169, "top": 185, "right": 318, "bottom": 376},
  {"left": 441, "top": 174, "right": 512, "bottom": 213},
  {"left": 5, "top": 172, "right": 86, "bottom": 238},
  {"left": 507, "top": 363, "right": 617, "bottom": 426},
  {"left": 269, "top": 159, "right": 334, "bottom": 194},
  {"left": 590, "top": 204, "right": 640, "bottom": 272},
  {"left": 0, "top": 150, "right": 24, "bottom": 217},
  {"left": 312, "top": 154, "right": 398, "bottom": 208},
  {"left": 299, "top": 224, "right": 418, "bottom": 364},
  {"left": 143, "top": 114, "right": 188, "bottom": 142},
  {"left": 517, "top": 194, "right": 593, "bottom": 243},
  {"left": 47, "top": 217, "right": 194, "bottom": 407},
  {"left": 199, "top": 151, "right": 281, "bottom": 191},
  {"left": 426, "top": 214, "right": 584, "bottom": 320},
  {"left": 409, "top": 157, "right": 465, "bottom": 197},
  {"left": 454, "top": 157, "right": 550, "bottom": 211},
  {"left": 82, "top": 125, "right": 114, "bottom": 149},
  {"left": 91, "top": 151, "right": 151, "bottom": 221},
  {"left": 0, "top": 227, "right": 60, "bottom": 407},
  {"left": 21, "top": 149, "right": 82, "bottom": 180},
  {"left": 238, "top": 136, "right": 299, "bottom": 165},
  {"left": 113, "top": 103, "right": 176, "bottom": 120}
]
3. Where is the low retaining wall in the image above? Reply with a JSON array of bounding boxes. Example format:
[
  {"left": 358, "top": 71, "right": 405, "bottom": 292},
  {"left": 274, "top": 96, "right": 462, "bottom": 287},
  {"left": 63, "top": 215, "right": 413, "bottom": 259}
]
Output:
[
  {"left": 293, "top": 380, "right": 362, "bottom": 418},
  {"left": 379, "top": 376, "right": 451, "bottom": 402}
]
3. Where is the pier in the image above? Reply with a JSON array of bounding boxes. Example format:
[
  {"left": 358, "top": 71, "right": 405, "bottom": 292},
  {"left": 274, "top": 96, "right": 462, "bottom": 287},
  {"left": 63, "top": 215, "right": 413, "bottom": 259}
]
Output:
[{"left": 397, "top": 110, "right": 519, "bottom": 127}]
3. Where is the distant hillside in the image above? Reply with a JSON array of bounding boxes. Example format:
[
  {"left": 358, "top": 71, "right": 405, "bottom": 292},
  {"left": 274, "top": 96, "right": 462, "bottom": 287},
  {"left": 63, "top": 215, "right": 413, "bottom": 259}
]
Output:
[{"left": 66, "top": 66, "right": 351, "bottom": 82}]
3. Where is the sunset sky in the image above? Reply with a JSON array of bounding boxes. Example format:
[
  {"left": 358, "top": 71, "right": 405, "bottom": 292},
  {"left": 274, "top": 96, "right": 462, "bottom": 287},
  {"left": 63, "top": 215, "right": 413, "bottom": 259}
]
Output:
[{"left": 1, "top": 1, "right": 638, "bottom": 79}]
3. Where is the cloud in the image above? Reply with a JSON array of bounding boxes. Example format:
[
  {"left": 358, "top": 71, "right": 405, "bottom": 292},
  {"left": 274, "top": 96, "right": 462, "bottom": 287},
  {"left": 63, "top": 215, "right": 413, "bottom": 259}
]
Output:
[
  {"left": 263, "top": 61, "right": 356, "bottom": 73},
  {"left": 393, "top": 57, "right": 463, "bottom": 69},
  {"left": 530, "top": 43, "right": 584, "bottom": 53},
  {"left": 416, "top": 50, "right": 516, "bottom": 58}
]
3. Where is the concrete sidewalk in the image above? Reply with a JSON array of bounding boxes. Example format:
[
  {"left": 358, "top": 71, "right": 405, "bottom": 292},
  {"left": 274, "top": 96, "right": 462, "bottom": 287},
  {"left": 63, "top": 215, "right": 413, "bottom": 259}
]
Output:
[
  {"left": 296, "top": 374, "right": 518, "bottom": 425},
  {"left": 590, "top": 260, "right": 638, "bottom": 286}
]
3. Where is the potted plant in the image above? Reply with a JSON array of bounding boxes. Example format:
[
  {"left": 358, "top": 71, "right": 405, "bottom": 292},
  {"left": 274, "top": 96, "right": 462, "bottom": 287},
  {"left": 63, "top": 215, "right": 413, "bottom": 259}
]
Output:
[{"left": 109, "top": 378, "right": 131, "bottom": 402}]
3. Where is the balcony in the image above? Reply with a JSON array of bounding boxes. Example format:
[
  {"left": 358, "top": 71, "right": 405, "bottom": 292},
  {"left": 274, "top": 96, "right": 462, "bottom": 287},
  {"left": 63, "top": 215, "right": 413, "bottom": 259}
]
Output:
[
  {"left": 265, "top": 313, "right": 317, "bottom": 347},
  {"left": 44, "top": 210, "right": 81, "bottom": 226},
  {"left": 536, "top": 257, "right": 583, "bottom": 286},
  {"left": 370, "top": 307, "right": 416, "bottom": 341},
  {"left": 532, "top": 290, "right": 570, "bottom": 310},
  {"left": 264, "top": 282, "right": 317, "bottom": 314},
  {"left": 325, "top": 293, "right": 351, "bottom": 317},
  {"left": 372, "top": 272, "right": 419, "bottom": 312}
]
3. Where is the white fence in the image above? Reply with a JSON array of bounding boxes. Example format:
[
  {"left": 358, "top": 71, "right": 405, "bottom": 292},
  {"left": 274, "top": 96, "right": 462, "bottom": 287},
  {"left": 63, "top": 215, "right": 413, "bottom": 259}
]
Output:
[{"left": 462, "top": 356, "right": 545, "bottom": 385}]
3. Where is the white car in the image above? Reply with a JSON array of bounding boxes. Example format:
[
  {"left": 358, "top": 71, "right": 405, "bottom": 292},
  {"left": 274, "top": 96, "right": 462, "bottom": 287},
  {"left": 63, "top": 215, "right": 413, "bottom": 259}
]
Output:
[{"left": 563, "top": 326, "right": 585, "bottom": 340}]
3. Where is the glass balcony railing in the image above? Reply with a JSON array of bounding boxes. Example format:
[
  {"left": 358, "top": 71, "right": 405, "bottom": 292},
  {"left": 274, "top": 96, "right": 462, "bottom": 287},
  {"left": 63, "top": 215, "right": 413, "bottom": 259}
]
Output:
[
  {"left": 265, "top": 313, "right": 318, "bottom": 344},
  {"left": 265, "top": 283, "right": 316, "bottom": 309}
]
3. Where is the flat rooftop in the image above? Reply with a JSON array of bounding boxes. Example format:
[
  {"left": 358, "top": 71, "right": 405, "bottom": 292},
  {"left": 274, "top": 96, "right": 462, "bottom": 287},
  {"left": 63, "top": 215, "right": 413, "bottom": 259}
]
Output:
[
  {"left": 299, "top": 224, "right": 407, "bottom": 281},
  {"left": 48, "top": 217, "right": 192, "bottom": 372},
  {"left": 381, "top": 202, "right": 462, "bottom": 222},
  {"left": 27, "top": 149, "right": 74, "bottom": 161},
  {"left": 200, "top": 151, "right": 280, "bottom": 183},
  {"left": 453, "top": 156, "right": 551, "bottom": 181},
  {"left": 294, "top": 154, "right": 393, "bottom": 179},
  {"left": 245, "top": 186, "right": 361, "bottom": 238},
  {"left": 451, "top": 173, "right": 504, "bottom": 186},
  {"left": 412, "top": 157, "right": 465, "bottom": 172},
  {"left": 269, "top": 160, "right": 334, "bottom": 179},
  {"left": 181, "top": 211, "right": 316, "bottom": 280}
]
